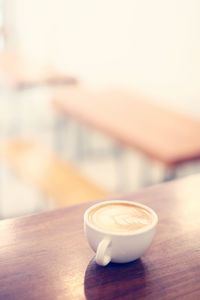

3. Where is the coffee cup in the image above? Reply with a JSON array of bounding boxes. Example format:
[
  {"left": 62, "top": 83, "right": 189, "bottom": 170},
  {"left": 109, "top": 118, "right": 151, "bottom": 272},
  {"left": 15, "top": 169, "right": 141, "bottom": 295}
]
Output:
[{"left": 84, "top": 200, "right": 158, "bottom": 266}]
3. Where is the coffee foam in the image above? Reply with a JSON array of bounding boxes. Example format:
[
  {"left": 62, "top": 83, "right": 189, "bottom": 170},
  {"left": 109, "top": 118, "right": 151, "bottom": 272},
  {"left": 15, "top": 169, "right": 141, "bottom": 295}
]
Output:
[{"left": 88, "top": 202, "right": 153, "bottom": 233}]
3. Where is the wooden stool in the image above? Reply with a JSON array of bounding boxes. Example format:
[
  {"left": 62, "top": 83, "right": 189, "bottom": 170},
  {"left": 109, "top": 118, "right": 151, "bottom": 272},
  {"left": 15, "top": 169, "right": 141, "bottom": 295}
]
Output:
[
  {"left": 53, "top": 87, "right": 200, "bottom": 182},
  {"left": 0, "top": 139, "right": 108, "bottom": 206}
]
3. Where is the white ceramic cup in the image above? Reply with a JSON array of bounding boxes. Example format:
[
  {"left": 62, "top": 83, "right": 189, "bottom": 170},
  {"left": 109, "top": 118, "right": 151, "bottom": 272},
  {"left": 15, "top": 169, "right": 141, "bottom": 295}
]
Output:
[{"left": 84, "top": 200, "right": 158, "bottom": 266}]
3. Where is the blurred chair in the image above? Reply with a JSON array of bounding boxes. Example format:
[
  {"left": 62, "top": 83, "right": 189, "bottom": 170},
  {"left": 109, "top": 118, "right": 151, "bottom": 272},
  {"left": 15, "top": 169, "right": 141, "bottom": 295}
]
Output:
[
  {"left": 0, "top": 139, "right": 108, "bottom": 206},
  {"left": 53, "top": 87, "right": 200, "bottom": 183}
]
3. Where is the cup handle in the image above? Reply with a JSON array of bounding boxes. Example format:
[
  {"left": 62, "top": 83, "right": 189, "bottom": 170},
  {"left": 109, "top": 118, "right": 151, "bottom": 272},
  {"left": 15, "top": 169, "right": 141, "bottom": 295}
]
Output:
[{"left": 95, "top": 238, "right": 111, "bottom": 266}]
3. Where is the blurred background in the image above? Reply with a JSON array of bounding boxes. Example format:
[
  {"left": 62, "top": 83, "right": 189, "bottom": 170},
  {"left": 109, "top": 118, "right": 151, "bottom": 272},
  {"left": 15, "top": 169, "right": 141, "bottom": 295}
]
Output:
[{"left": 0, "top": 0, "right": 200, "bottom": 219}]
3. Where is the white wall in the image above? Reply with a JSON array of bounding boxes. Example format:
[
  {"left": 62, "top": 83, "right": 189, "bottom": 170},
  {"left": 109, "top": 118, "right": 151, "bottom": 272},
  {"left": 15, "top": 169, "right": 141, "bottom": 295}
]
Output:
[{"left": 10, "top": 0, "right": 200, "bottom": 114}]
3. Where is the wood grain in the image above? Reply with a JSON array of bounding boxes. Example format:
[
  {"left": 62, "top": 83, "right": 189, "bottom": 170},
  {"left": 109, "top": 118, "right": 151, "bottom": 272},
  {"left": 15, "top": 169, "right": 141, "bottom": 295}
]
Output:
[
  {"left": 0, "top": 175, "right": 200, "bottom": 299},
  {"left": 53, "top": 88, "right": 200, "bottom": 166},
  {"left": 0, "top": 139, "right": 108, "bottom": 206}
]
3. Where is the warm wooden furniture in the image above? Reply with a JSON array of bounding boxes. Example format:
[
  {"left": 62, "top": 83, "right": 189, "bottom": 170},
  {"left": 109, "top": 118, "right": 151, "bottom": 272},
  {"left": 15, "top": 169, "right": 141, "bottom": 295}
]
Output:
[
  {"left": 0, "top": 139, "right": 107, "bottom": 206},
  {"left": 0, "top": 175, "right": 199, "bottom": 299},
  {"left": 53, "top": 88, "right": 200, "bottom": 171},
  {"left": 0, "top": 51, "right": 77, "bottom": 89}
]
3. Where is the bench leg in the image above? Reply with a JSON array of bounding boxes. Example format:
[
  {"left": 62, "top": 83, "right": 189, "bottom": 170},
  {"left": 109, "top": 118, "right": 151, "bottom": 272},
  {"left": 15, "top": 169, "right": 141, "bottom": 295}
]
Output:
[
  {"left": 162, "top": 167, "right": 177, "bottom": 182},
  {"left": 54, "top": 118, "right": 96, "bottom": 161},
  {"left": 73, "top": 126, "right": 116, "bottom": 161},
  {"left": 113, "top": 145, "right": 130, "bottom": 192},
  {"left": 73, "top": 124, "right": 91, "bottom": 161},
  {"left": 53, "top": 114, "right": 68, "bottom": 153},
  {"left": 162, "top": 160, "right": 200, "bottom": 182},
  {"left": 138, "top": 155, "right": 153, "bottom": 187}
]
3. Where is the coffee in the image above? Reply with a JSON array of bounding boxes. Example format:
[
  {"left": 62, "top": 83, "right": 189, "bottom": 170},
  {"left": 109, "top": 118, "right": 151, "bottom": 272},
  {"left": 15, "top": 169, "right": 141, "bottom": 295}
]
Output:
[{"left": 88, "top": 202, "right": 153, "bottom": 233}]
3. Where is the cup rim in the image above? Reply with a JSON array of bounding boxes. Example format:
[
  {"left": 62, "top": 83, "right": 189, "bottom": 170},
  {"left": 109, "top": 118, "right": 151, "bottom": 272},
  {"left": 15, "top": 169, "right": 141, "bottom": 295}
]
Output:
[{"left": 84, "top": 200, "right": 158, "bottom": 236}]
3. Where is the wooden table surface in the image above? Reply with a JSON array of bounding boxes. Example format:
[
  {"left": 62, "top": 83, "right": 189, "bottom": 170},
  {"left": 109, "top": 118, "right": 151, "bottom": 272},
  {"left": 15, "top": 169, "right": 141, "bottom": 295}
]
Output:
[{"left": 0, "top": 175, "right": 200, "bottom": 300}]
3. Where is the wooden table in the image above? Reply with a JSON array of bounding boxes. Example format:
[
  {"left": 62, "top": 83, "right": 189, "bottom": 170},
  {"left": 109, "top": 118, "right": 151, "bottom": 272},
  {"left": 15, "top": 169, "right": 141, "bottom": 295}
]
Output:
[
  {"left": 53, "top": 88, "right": 200, "bottom": 170},
  {"left": 0, "top": 175, "right": 200, "bottom": 299},
  {"left": 0, "top": 51, "right": 77, "bottom": 89}
]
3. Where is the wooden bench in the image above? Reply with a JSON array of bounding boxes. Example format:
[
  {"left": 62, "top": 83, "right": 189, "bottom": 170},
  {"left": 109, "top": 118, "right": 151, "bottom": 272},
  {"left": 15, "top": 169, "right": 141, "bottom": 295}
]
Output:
[
  {"left": 0, "top": 51, "right": 77, "bottom": 89},
  {"left": 0, "top": 139, "right": 108, "bottom": 206},
  {"left": 53, "top": 87, "right": 200, "bottom": 179}
]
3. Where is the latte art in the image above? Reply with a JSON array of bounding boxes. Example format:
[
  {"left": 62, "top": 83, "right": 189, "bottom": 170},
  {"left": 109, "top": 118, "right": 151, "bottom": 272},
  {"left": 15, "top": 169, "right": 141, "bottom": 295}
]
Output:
[{"left": 88, "top": 203, "right": 153, "bottom": 233}]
